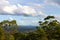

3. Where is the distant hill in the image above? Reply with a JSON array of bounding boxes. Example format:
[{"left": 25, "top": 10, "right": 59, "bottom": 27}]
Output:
[{"left": 18, "top": 25, "right": 36, "bottom": 33}]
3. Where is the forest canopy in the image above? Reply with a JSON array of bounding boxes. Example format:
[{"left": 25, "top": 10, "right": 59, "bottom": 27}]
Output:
[{"left": 0, "top": 16, "right": 60, "bottom": 40}]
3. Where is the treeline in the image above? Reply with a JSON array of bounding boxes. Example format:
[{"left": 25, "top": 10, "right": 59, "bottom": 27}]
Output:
[{"left": 0, "top": 16, "right": 60, "bottom": 40}]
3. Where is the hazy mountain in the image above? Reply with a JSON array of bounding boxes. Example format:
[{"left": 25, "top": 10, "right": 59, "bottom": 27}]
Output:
[{"left": 18, "top": 25, "right": 36, "bottom": 33}]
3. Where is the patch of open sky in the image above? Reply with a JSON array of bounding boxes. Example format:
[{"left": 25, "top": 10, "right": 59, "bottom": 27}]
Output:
[{"left": 0, "top": 15, "right": 41, "bottom": 26}]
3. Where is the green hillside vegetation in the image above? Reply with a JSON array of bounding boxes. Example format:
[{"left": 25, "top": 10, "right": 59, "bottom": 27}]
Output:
[{"left": 0, "top": 16, "right": 60, "bottom": 40}]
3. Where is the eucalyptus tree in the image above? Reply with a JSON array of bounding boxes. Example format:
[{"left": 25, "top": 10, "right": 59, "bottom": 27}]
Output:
[
  {"left": 0, "top": 20, "right": 18, "bottom": 33},
  {"left": 9, "top": 20, "right": 18, "bottom": 33},
  {"left": 38, "top": 16, "right": 60, "bottom": 40}
]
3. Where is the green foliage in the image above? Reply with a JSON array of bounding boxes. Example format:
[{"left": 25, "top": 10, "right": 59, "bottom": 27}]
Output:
[
  {"left": 0, "top": 16, "right": 60, "bottom": 40},
  {"left": 0, "top": 20, "right": 18, "bottom": 40},
  {"left": 39, "top": 16, "right": 60, "bottom": 40},
  {"left": 0, "top": 20, "right": 18, "bottom": 33},
  {"left": 13, "top": 32, "right": 27, "bottom": 40},
  {"left": 44, "top": 16, "right": 55, "bottom": 20},
  {"left": 5, "top": 34, "right": 14, "bottom": 40},
  {"left": 0, "top": 27, "right": 5, "bottom": 40}
]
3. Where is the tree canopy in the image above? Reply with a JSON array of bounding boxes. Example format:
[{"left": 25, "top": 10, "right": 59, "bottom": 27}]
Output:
[{"left": 0, "top": 16, "right": 60, "bottom": 40}]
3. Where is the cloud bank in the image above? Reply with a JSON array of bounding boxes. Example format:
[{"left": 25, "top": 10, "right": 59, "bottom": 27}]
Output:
[
  {"left": 0, "top": 0, "right": 46, "bottom": 17},
  {"left": 0, "top": 0, "right": 60, "bottom": 16}
]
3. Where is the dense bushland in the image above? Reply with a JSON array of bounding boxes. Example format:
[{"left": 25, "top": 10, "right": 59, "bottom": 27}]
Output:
[{"left": 0, "top": 16, "right": 60, "bottom": 40}]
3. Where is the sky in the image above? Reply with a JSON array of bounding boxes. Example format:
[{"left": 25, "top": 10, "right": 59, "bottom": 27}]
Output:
[{"left": 0, "top": 0, "right": 60, "bottom": 26}]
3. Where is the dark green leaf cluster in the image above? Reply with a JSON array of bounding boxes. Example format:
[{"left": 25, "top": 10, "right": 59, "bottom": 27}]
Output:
[{"left": 44, "top": 16, "right": 55, "bottom": 20}]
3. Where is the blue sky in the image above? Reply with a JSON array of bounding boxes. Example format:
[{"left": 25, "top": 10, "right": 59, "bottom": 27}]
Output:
[{"left": 0, "top": 0, "right": 60, "bottom": 26}]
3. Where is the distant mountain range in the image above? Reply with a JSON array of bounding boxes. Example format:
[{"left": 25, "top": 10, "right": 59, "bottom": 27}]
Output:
[{"left": 18, "top": 25, "right": 37, "bottom": 33}]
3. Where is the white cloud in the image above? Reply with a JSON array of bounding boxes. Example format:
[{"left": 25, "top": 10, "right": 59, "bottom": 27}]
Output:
[
  {"left": 0, "top": 0, "right": 13, "bottom": 14},
  {"left": 0, "top": 0, "right": 46, "bottom": 17},
  {"left": 15, "top": 4, "right": 37, "bottom": 16},
  {"left": 44, "top": 0, "right": 60, "bottom": 8},
  {"left": 29, "top": 3, "right": 44, "bottom": 8},
  {"left": 0, "top": 0, "right": 10, "bottom": 9},
  {"left": 3, "top": 5, "right": 17, "bottom": 14}
]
